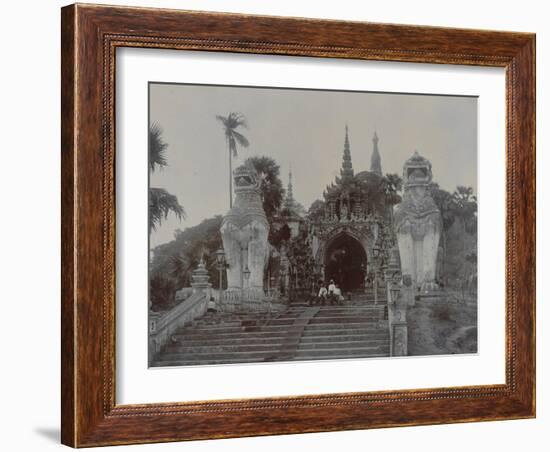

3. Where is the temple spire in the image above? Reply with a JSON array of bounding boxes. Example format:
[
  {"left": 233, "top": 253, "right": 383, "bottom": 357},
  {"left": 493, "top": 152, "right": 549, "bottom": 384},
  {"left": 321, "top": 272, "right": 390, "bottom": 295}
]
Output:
[
  {"left": 283, "top": 164, "right": 296, "bottom": 210},
  {"left": 287, "top": 165, "right": 294, "bottom": 202},
  {"left": 370, "top": 130, "right": 382, "bottom": 176},
  {"left": 340, "top": 125, "right": 354, "bottom": 180}
]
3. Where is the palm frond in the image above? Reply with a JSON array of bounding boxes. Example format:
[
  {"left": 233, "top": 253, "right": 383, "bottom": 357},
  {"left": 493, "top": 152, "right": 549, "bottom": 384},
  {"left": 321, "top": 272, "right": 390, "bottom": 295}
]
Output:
[
  {"left": 149, "top": 187, "right": 185, "bottom": 232},
  {"left": 227, "top": 112, "right": 248, "bottom": 129},
  {"left": 149, "top": 123, "right": 168, "bottom": 172},
  {"left": 231, "top": 130, "right": 250, "bottom": 148},
  {"left": 215, "top": 115, "right": 229, "bottom": 126}
]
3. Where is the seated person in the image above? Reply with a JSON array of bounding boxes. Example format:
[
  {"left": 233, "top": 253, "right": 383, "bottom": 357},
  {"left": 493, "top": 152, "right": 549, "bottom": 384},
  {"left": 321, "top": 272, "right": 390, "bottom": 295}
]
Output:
[
  {"left": 333, "top": 284, "right": 345, "bottom": 305},
  {"left": 328, "top": 279, "right": 336, "bottom": 295},
  {"left": 318, "top": 284, "right": 328, "bottom": 305}
]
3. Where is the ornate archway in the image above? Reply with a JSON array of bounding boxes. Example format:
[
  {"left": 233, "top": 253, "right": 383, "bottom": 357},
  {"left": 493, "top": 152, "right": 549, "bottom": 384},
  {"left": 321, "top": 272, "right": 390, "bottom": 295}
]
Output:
[{"left": 324, "top": 232, "right": 368, "bottom": 292}]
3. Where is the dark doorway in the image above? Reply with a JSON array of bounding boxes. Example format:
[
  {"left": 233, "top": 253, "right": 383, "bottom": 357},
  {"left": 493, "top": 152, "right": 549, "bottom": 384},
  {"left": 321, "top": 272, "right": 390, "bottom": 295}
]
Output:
[{"left": 324, "top": 234, "right": 367, "bottom": 292}]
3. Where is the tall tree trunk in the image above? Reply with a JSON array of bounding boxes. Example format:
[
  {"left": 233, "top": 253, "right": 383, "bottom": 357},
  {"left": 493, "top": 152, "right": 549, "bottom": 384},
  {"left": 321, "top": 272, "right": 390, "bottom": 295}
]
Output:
[
  {"left": 461, "top": 216, "right": 467, "bottom": 253},
  {"left": 441, "top": 229, "right": 447, "bottom": 285},
  {"left": 228, "top": 140, "right": 233, "bottom": 208}
]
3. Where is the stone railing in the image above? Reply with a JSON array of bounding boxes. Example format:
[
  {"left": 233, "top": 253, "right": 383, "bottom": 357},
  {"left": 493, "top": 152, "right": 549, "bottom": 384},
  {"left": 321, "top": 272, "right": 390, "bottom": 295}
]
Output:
[
  {"left": 148, "top": 290, "right": 209, "bottom": 363},
  {"left": 388, "top": 298, "right": 408, "bottom": 356},
  {"left": 386, "top": 275, "right": 415, "bottom": 357}
]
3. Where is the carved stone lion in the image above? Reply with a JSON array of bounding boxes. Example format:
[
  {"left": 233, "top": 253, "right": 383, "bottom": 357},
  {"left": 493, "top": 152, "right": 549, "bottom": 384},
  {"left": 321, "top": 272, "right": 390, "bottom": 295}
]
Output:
[
  {"left": 220, "top": 164, "right": 269, "bottom": 297},
  {"left": 394, "top": 151, "right": 442, "bottom": 291}
]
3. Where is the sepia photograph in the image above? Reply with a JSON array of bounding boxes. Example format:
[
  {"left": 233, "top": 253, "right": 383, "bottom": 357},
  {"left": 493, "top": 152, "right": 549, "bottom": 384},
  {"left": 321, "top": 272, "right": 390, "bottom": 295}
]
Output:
[{"left": 147, "top": 83, "right": 478, "bottom": 367}]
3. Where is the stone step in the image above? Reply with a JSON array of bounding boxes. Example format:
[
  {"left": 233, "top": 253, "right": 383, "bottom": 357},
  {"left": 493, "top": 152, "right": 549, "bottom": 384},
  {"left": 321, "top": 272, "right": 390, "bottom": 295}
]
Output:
[
  {"left": 156, "top": 349, "right": 294, "bottom": 361},
  {"left": 153, "top": 300, "right": 392, "bottom": 367},
  {"left": 288, "top": 307, "right": 384, "bottom": 315},
  {"left": 297, "top": 339, "right": 388, "bottom": 350},
  {"left": 172, "top": 331, "right": 287, "bottom": 340},
  {"left": 308, "top": 315, "right": 382, "bottom": 323},
  {"left": 174, "top": 324, "right": 289, "bottom": 335},
  {"left": 151, "top": 357, "right": 262, "bottom": 367},
  {"left": 171, "top": 331, "right": 389, "bottom": 346},
  {"left": 289, "top": 352, "right": 390, "bottom": 361},
  {"left": 163, "top": 343, "right": 285, "bottom": 354},
  {"left": 265, "top": 316, "right": 381, "bottom": 326},
  {"left": 303, "top": 322, "right": 382, "bottom": 331},
  {"left": 294, "top": 346, "right": 390, "bottom": 358},
  {"left": 179, "top": 317, "right": 384, "bottom": 334},
  {"left": 164, "top": 337, "right": 388, "bottom": 354},
  {"left": 285, "top": 307, "right": 386, "bottom": 314},
  {"left": 152, "top": 351, "right": 391, "bottom": 366},
  {"left": 173, "top": 325, "right": 387, "bottom": 341},
  {"left": 156, "top": 345, "right": 390, "bottom": 363},
  {"left": 300, "top": 331, "right": 388, "bottom": 341}
]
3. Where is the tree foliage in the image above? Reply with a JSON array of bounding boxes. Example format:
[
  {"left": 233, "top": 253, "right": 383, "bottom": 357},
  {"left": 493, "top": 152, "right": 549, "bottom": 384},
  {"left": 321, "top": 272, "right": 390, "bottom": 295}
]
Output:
[
  {"left": 149, "top": 122, "right": 168, "bottom": 171},
  {"left": 453, "top": 185, "right": 478, "bottom": 236},
  {"left": 430, "top": 183, "right": 456, "bottom": 232},
  {"left": 307, "top": 199, "right": 326, "bottom": 222},
  {"left": 216, "top": 112, "right": 250, "bottom": 208},
  {"left": 244, "top": 156, "right": 284, "bottom": 223},
  {"left": 428, "top": 183, "right": 478, "bottom": 288},
  {"left": 148, "top": 123, "right": 185, "bottom": 308},
  {"left": 381, "top": 173, "right": 403, "bottom": 206},
  {"left": 149, "top": 188, "right": 185, "bottom": 232},
  {"left": 215, "top": 112, "right": 249, "bottom": 157},
  {"left": 286, "top": 227, "right": 317, "bottom": 294},
  {"left": 148, "top": 124, "right": 185, "bottom": 233},
  {"left": 149, "top": 272, "right": 176, "bottom": 312}
]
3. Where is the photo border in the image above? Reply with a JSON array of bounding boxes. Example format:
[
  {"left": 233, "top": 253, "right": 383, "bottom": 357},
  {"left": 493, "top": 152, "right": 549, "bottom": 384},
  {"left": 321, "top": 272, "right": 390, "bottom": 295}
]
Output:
[{"left": 61, "top": 4, "right": 535, "bottom": 447}]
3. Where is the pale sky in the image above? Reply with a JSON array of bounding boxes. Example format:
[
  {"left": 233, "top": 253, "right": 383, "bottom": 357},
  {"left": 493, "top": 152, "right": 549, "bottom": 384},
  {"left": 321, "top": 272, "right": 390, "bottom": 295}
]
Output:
[{"left": 149, "top": 83, "right": 477, "bottom": 247}]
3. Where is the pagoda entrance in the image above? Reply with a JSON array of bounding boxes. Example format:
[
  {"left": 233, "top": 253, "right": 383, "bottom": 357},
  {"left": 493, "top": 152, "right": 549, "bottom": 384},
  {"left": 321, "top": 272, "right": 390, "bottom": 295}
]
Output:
[{"left": 324, "top": 233, "right": 367, "bottom": 292}]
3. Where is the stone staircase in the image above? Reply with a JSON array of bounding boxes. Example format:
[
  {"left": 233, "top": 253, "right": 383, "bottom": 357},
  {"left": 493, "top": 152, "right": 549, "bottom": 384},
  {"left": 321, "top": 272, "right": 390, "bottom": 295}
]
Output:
[{"left": 150, "top": 291, "right": 389, "bottom": 367}]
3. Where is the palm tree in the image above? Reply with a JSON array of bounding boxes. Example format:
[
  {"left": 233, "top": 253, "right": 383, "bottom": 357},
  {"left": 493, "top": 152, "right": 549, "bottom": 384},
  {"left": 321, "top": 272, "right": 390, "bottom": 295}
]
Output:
[
  {"left": 452, "top": 186, "right": 477, "bottom": 253},
  {"left": 149, "top": 188, "right": 185, "bottom": 233},
  {"left": 244, "top": 156, "right": 284, "bottom": 222},
  {"left": 149, "top": 122, "right": 168, "bottom": 171},
  {"left": 149, "top": 123, "right": 185, "bottom": 233},
  {"left": 216, "top": 112, "right": 250, "bottom": 208},
  {"left": 430, "top": 183, "right": 457, "bottom": 283},
  {"left": 381, "top": 173, "right": 403, "bottom": 222}
]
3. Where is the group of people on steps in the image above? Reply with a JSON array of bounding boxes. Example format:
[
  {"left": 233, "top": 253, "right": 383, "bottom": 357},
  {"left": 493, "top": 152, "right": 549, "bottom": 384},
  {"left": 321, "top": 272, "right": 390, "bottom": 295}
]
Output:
[{"left": 311, "top": 279, "right": 345, "bottom": 306}]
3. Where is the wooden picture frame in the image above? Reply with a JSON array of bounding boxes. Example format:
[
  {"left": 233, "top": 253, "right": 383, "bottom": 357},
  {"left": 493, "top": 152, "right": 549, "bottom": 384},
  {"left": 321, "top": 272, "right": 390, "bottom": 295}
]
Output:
[{"left": 61, "top": 3, "right": 535, "bottom": 447}]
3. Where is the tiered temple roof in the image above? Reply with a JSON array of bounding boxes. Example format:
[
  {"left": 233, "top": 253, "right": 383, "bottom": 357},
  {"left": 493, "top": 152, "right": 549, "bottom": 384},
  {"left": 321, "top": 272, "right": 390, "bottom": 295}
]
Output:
[
  {"left": 340, "top": 125, "right": 354, "bottom": 181},
  {"left": 318, "top": 127, "right": 388, "bottom": 222},
  {"left": 281, "top": 166, "right": 304, "bottom": 220}
]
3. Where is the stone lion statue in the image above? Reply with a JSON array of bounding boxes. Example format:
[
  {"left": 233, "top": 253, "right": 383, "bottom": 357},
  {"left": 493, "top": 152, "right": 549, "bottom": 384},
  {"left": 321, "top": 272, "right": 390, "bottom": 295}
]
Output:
[
  {"left": 394, "top": 151, "right": 442, "bottom": 291},
  {"left": 220, "top": 163, "right": 269, "bottom": 297}
]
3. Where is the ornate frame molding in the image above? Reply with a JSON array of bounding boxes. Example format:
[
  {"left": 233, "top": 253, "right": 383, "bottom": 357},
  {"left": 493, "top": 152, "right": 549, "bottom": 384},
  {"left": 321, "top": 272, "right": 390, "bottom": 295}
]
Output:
[{"left": 61, "top": 4, "right": 535, "bottom": 447}]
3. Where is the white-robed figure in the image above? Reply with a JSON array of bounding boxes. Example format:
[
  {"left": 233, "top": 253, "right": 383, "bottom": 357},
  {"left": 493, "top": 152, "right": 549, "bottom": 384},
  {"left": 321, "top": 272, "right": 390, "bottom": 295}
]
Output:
[
  {"left": 318, "top": 284, "right": 328, "bottom": 304},
  {"left": 333, "top": 284, "right": 344, "bottom": 303},
  {"left": 328, "top": 280, "right": 336, "bottom": 295}
]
